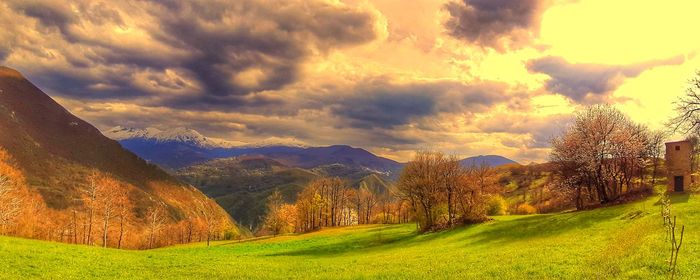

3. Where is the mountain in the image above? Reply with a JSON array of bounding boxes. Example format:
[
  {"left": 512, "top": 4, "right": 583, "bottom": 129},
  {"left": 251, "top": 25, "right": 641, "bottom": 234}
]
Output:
[
  {"left": 176, "top": 155, "right": 394, "bottom": 229},
  {"left": 460, "top": 155, "right": 518, "bottom": 167},
  {"left": 106, "top": 127, "right": 403, "bottom": 175},
  {"left": 104, "top": 126, "right": 244, "bottom": 170},
  {"left": 0, "top": 66, "right": 239, "bottom": 248},
  {"left": 105, "top": 126, "right": 240, "bottom": 148}
]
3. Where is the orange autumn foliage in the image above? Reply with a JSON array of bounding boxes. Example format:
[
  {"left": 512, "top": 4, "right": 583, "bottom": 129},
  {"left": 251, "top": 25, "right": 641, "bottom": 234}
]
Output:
[{"left": 0, "top": 148, "right": 240, "bottom": 249}]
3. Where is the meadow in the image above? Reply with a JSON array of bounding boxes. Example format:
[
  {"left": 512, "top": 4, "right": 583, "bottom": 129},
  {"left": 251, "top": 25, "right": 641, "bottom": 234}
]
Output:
[{"left": 1, "top": 193, "right": 698, "bottom": 279}]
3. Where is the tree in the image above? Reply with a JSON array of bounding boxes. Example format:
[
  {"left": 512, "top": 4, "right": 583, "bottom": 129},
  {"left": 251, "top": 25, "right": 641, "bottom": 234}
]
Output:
[
  {"left": 551, "top": 105, "right": 650, "bottom": 208},
  {"left": 97, "top": 177, "right": 121, "bottom": 248},
  {"left": 114, "top": 192, "right": 130, "bottom": 249},
  {"left": 262, "top": 190, "right": 286, "bottom": 235},
  {"left": 349, "top": 188, "right": 363, "bottom": 224},
  {"left": 197, "top": 198, "right": 220, "bottom": 247},
  {"left": 646, "top": 130, "right": 667, "bottom": 185},
  {"left": 670, "top": 70, "right": 700, "bottom": 134},
  {"left": 472, "top": 162, "right": 498, "bottom": 194},
  {"left": 82, "top": 172, "right": 101, "bottom": 245},
  {"left": 397, "top": 151, "right": 487, "bottom": 231},
  {"left": 0, "top": 174, "right": 21, "bottom": 233},
  {"left": 326, "top": 178, "right": 346, "bottom": 227},
  {"left": 455, "top": 164, "right": 488, "bottom": 221},
  {"left": 441, "top": 155, "right": 462, "bottom": 226},
  {"left": 146, "top": 204, "right": 166, "bottom": 249},
  {"left": 397, "top": 151, "right": 444, "bottom": 231},
  {"left": 359, "top": 183, "right": 378, "bottom": 224}
]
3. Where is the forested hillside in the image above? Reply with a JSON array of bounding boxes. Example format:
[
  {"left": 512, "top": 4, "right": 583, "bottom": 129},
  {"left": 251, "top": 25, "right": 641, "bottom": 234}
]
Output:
[
  {"left": 176, "top": 155, "right": 394, "bottom": 230},
  {"left": 0, "top": 67, "right": 240, "bottom": 248}
]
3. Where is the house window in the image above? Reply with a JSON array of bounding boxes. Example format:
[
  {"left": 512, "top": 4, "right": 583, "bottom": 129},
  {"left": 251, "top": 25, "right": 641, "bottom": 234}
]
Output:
[{"left": 676, "top": 146, "right": 681, "bottom": 151}]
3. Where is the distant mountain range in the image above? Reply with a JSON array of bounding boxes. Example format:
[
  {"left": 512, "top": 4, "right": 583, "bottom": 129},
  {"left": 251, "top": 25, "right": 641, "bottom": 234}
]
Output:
[
  {"left": 105, "top": 126, "right": 404, "bottom": 175},
  {"left": 106, "top": 126, "right": 519, "bottom": 171}
]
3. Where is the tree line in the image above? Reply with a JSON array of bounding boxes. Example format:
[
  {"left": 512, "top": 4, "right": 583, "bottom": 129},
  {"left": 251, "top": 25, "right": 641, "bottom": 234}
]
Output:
[
  {"left": 261, "top": 151, "right": 500, "bottom": 235},
  {"left": 260, "top": 177, "right": 409, "bottom": 235},
  {"left": 0, "top": 148, "right": 237, "bottom": 249}
]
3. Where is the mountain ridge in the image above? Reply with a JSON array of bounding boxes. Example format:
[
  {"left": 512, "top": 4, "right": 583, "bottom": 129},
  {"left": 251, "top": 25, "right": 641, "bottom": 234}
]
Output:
[{"left": 107, "top": 126, "right": 404, "bottom": 174}]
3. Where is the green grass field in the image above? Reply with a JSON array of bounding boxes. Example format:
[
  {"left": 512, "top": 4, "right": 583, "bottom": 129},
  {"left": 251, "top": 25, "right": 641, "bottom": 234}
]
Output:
[{"left": 2, "top": 193, "right": 699, "bottom": 279}]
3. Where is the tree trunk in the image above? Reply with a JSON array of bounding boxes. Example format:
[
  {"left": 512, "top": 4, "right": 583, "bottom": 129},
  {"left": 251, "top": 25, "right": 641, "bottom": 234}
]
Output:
[
  {"left": 102, "top": 216, "right": 109, "bottom": 248},
  {"left": 117, "top": 216, "right": 124, "bottom": 249}
]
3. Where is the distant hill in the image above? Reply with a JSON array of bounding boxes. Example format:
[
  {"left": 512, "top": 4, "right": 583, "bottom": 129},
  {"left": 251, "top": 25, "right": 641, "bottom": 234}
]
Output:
[
  {"left": 176, "top": 156, "right": 393, "bottom": 229},
  {"left": 0, "top": 66, "right": 238, "bottom": 247},
  {"left": 460, "top": 155, "right": 518, "bottom": 167}
]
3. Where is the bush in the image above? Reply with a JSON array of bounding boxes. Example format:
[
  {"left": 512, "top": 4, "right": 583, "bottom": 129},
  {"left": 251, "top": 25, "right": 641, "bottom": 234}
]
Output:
[
  {"left": 223, "top": 228, "right": 241, "bottom": 240},
  {"left": 514, "top": 203, "right": 537, "bottom": 215},
  {"left": 486, "top": 195, "right": 508, "bottom": 216}
]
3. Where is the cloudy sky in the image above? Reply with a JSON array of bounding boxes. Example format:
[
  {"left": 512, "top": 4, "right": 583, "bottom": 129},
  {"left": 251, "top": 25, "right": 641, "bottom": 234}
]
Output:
[{"left": 1, "top": 0, "right": 699, "bottom": 162}]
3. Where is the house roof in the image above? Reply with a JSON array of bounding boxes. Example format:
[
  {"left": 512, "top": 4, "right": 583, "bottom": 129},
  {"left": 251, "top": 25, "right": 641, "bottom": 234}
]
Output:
[{"left": 666, "top": 140, "right": 691, "bottom": 145}]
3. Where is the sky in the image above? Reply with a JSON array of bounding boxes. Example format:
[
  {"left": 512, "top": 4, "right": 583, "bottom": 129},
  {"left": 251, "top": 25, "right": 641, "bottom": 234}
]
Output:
[{"left": 1, "top": 0, "right": 699, "bottom": 163}]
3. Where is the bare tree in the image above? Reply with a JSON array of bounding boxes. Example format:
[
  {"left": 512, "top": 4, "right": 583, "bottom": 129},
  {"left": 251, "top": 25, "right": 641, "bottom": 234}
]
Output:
[
  {"left": 115, "top": 193, "right": 130, "bottom": 249},
  {"left": 397, "top": 151, "right": 487, "bottom": 231},
  {"left": 146, "top": 204, "right": 166, "bottom": 249},
  {"left": 397, "top": 151, "right": 443, "bottom": 231},
  {"left": 350, "top": 188, "right": 363, "bottom": 224},
  {"left": 98, "top": 177, "right": 121, "bottom": 248},
  {"left": 0, "top": 174, "right": 21, "bottom": 233},
  {"left": 359, "top": 183, "right": 377, "bottom": 224},
  {"left": 82, "top": 173, "right": 100, "bottom": 245},
  {"left": 551, "top": 105, "right": 649, "bottom": 208},
  {"left": 647, "top": 130, "right": 668, "bottom": 185},
  {"left": 262, "top": 190, "right": 285, "bottom": 236},
  {"left": 670, "top": 71, "right": 700, "bottom": 134},
  {"left": 197, "top": 198, "right": 219, "bottom": 247}
]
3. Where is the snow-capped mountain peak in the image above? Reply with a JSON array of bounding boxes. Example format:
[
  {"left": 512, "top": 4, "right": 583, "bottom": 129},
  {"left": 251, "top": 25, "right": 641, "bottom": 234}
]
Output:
[
  {"left": 104, "top": 126, "right": 162, "bottom": 140},
  {"left": 244, "top": 137, "right": 308, "bottom": 148},
  {"left": 103, "top": 126, "right": 240, "bottom": 148}
]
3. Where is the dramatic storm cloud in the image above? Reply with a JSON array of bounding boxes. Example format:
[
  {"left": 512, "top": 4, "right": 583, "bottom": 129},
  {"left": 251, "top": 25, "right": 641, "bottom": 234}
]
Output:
[
  {"left": 4, "top": 0, "right": 378, "bottom": 103},
  {"left": 443, "top": 0, "right": 548, "bottom": 51},
  {"left": 528, "top": 56, "right": 685, "bottom": 103},
  {"left": 329, "top": 80, "right": 509, "bottom": 129}
]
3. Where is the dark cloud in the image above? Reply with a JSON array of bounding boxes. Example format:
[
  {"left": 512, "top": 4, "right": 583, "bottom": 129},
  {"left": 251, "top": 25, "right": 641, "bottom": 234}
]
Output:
[
  {"left": 6, "top": 0, "right": 378, "bottom": 107},
  {"left": 10, "top": 1, "right": 75, "bottom": 38},
  {"left": 331, "top": 84, "right": 437, "bottom": 129},
  {"left": 330, "top": 79, "right": 510, "bottom": 129},
  {"left": 527, "top": 56, "right": 685, "bottom": 103},
  {"left": 160, "top": 93, "right": 286, "bottom": 113},
  {"left": 444, "top": 0, "right": 548, "bottom": 51}
]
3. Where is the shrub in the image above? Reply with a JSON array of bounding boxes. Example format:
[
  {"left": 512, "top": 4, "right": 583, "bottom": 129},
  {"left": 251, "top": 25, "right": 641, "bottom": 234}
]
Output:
[
  {"left": 515, "top": 203, "right": 537, "bottom": 215},
  {"left": 486, "top": 195, "right": 508, "bottom": 216},
  {"left": 223, "top": 228, "right": 240, "bottom": 240}
]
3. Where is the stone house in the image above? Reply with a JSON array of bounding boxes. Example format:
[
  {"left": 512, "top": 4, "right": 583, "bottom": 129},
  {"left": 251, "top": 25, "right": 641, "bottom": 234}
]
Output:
[{"left": 665, "top": 140, "right": 693, "bottom": 192}]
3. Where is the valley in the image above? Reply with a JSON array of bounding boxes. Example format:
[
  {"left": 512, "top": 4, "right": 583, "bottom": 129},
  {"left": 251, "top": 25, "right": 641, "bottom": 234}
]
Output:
[{"left": 107, "top": 127, "right": 521, "bottom": 230}]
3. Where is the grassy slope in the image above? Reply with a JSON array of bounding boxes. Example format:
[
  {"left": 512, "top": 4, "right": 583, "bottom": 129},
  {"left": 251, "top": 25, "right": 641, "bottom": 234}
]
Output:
[{"left": 2, "top": 194, "right": 699, "bottom": 279}]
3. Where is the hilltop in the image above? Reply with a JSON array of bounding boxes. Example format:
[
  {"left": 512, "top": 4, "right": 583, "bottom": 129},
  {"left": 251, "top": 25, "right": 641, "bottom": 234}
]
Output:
[{"left": 460, "top": 155, "right": 519, "bottom": 167}]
